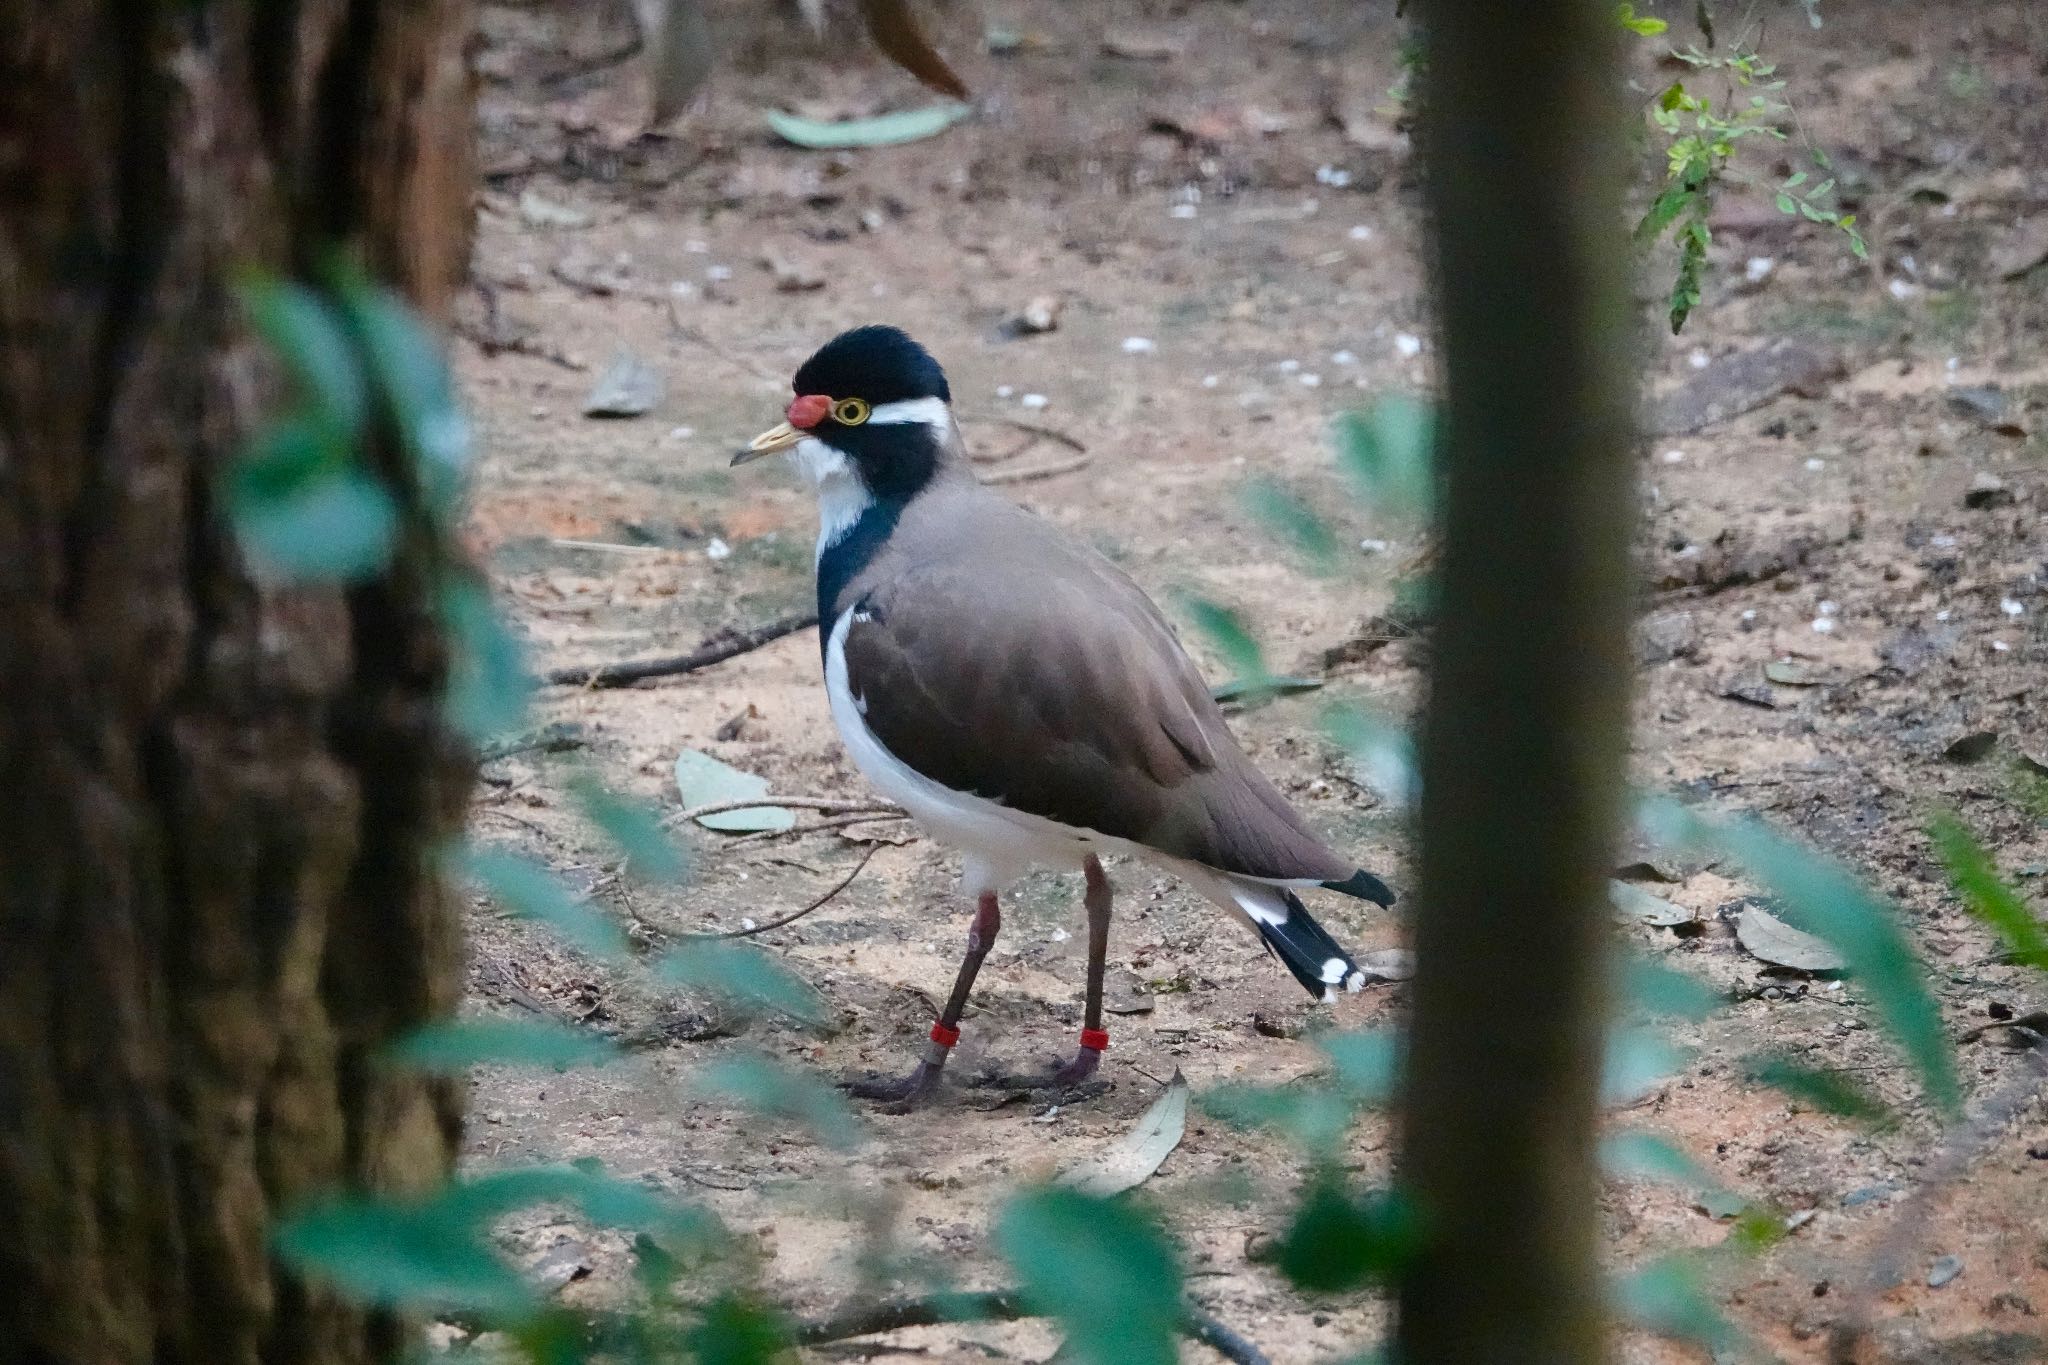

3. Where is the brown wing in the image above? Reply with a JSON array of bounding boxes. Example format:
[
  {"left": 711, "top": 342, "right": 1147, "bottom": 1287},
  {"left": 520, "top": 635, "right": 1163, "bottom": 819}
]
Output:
[{"left": 838, "top": 545, "right": 1356, "bottom": 884}]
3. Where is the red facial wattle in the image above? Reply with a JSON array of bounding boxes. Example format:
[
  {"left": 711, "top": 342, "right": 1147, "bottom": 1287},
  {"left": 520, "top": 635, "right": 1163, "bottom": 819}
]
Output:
[{"left": 787, "top": 393, "right": 832, "bottom": 430}]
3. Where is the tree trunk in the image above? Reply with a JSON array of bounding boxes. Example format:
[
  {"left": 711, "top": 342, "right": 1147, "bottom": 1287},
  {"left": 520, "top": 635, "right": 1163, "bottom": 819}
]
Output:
[
  {"left": 1394, "top": 0, "right": 1636, "bottom": 1361},
  {"left": 0, "top": 4, "right": 475, "bottom": 1362}
]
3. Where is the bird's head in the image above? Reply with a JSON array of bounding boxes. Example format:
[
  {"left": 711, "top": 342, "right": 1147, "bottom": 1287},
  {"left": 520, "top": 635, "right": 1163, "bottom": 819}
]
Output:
[{"left": 732, "top": 325, "right": 954, "bottom": 501}]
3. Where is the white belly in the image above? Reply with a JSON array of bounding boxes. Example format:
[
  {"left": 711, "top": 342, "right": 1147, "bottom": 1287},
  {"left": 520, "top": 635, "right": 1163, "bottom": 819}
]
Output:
[{"left": 824, "top": 606, "right": 1103, "bottom": 896}]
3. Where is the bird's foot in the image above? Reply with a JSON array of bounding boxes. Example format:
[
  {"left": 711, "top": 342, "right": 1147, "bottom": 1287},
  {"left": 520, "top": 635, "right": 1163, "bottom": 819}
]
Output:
[
  {"left": 840, "top": 1058, "right": 946, "bottom": 1114},
  {"left": 968, "top": 1044, "right": 1106, "bottom": 1098}
]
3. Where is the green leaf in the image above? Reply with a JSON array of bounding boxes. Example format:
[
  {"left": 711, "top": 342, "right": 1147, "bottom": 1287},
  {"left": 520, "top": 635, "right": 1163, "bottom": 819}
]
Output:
[
  {"left": 1324, "top": 702, "right": 1419, "bottom": 811},
  {"left": 1330, "top": 395, "right": 1435, "bottom": 518},
  {"left": 1175, "top": 595, "right": 1267, "bottom": 683},
  {"left": 1742, "top": 1055, "right": 1898, "bottom": 1128},
  {"left": 1602, "top": 1131, "right": 1720, "bottom": 1190},
  {"left": 1199, "top": 1083, "right": 1355, "bottom": 1156},
  {"left": 230, "top": 461, "right": 398, "bottom": 582},
  {"left": 1616, "top": 1255, "right": 1736, "bottom": 1350},
  {"left": 1636, "top": 183, "right": 1697, "bottom": 243},
  {"left": 1210, "top": 675, "right": 1323, "bottom": 707},
  {"left": 1783, "top": 170, "right": 1809, "bottom": 188},
  {"left": 326, "top": 262, "right": 470, "bottom": 520},
  {"left": 1620, "top": 954, "right": 1723, "bottom": 1020},
  {"left": 995, "top": 1187, "right": 1183, "bottom": 1365},
  {"left": 1615, "top": 4, "right": 1669, "bottom": 35},
  {"left": 1243, "top": 477, "right": 1341, "bottom": 573},
  {"left": 1642, "top": 798, "right": 1960, "bottom": 1116},
  {"left": 766, "top": 102, "right": 972, "bottom": 149},
  {"left": 673, "top": 749, "right": 795, "bottom": 833},
  {"left": 694, "top": 1053, "right": 865, "bottom": 1151},
  {"left": 570, "top": 777, "right": 689, "bottom": 882},
  {"left": 239, "top": 278, "right": 369, "bottom": 434},
  {"left": 655, "top": 939, "right": 827, "bottom": 1025},
  {"left": 685, "top": 1293, "right": 793, "bottom": 1365},
  {"left": 442, "top": 579, "right": 532, "bottom": 743},
  {"left": 386, "top": 1017, "right": 621, "bottom": 1073},
  {"left": 450, "top": 845, "right": 631, "bottom": 961},
  {"left": 1603, "top": 1027, "right": 1687, "bottom": 1106},
  {"left": 1276, "top": 1177, "right": 1419, "bottom": 1292},
  {"left": 275, "top": 1193, "right": 534, "bottom": 1315},
  {"left": 1928, "top": 812, "right": 2048, "bottom": 971},
  {"left": 1319, "top": 1029, "right": 1399, "bottom": 1103},
  {"left": 1775, "top": 192, "right": 1799, "bottom": 215}
]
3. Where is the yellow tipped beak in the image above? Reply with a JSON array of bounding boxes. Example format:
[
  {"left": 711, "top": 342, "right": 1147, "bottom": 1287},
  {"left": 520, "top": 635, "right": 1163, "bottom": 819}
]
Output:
[{"left": 732, "top": 421, "right": 801, "bottom": 466}]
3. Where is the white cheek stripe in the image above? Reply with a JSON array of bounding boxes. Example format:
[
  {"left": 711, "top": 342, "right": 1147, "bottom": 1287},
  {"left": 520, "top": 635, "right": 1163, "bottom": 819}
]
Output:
[{"left": 864, "top": 396, "right": 951, "bottom": 428}]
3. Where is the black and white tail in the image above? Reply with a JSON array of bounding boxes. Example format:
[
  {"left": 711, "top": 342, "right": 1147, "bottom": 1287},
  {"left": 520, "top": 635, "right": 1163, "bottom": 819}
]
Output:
[{"left": 1255, "top": 889, "right": 1369, "bottom": 1001}]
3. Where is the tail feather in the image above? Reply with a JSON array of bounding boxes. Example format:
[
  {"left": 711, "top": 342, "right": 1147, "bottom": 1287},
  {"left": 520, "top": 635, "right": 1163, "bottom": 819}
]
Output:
[
  {"left": 1322, "top": 868, "right": 1397, "bottom": 907},
  {"left": 1255, "top": 890, "right": 1366, "bottom": 1002}
]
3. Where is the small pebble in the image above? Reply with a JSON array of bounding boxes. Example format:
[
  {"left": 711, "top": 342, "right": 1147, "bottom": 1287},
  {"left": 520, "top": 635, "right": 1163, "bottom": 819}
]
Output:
[
  {"left": 995, "top": 384, "right": 1015, "bottom": 398},
  {"left": 1661, "top": 449, "right": 1686, "bottom": 464},
  {"left": 1348, "top": 224, "right": 1374, "bottom": 241},
  {"left": 1201, "top": 375, "right": 1220, "bottom": 388},
  {"left": 1169, "top": 203, "right": 1198, "bottom": 219},
  {"left": 1278, "top": 358, "right": 1301, "bottom": 373},
  {"left": 1122, "top": 336, "right": 1156, "bottom": 354},
  {"left": 705, "top": 264, "right": 733, "bottom": 282},
  {"left": 1051, "top": 927, "right": 1070, "bottom": 942},
  {"left": 1331, "top": 349, "right": 1358, "bottom": 366},
  {"left": 1936, "top": 609, "right": 1952, "bottom": 622},
  {"left": 684, "top": 239, "right": 709, "bottom": 253},
  {"left": 1360, "top": 538, "right": 1390, "bottom": 554},
  {"left": 1020, "top": 393, "right": 1049, "bottom": 410},
  {"left": 1689, "top": 348, "right": 1711, "bottom": 369},
  {"left": 1818, "top": 600, "right": 1839, "bottom": 616},
  {"left": 667, "top": 425, "right": 695, "bottom": 441},
  {"left": 2003, "top": 598, "right": 2025, "bottom": 617},
  {"left": 1887, "top": 278, "right": 1918, "bottom": 300},
  {"left": 1805, "top": 457, "right": 1826, "bottom": 471},
  {"left": 1993, "top": 640, "right": 2011, "bottom": 652},
  {"left": 1298, "top": 372, "right": 1322, "bottom": 387},
  {"left": 1394, "top": 333, "right": 1422, "bottom": 358},
  {"left": 1812, "top": 618, "right": 1836, "bottom": 634},
  {"left": 1927, "top": 1254, "right": 1964, "bottom": 1289},
  {"left": 705, "top": 537, "right": 731, "bottom": 561},
  {"left": 1745, "top": 256, "right": 1777, "bottom": 282}
]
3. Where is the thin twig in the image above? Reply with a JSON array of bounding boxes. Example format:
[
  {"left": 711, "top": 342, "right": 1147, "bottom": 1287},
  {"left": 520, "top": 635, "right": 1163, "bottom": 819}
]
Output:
[
  {"left": 545, "top": 612, "right": 817, "bottom": 688},
  {"left": 667, "top": 313, "right": 785, "bottom": 384},
  {"left": 959, "top": 412, "right": 1089, "bottom": 452},
  {"left": 664, "top": 796, "right": 905, "bottom": 829},
  {"left": 695, "top": 843, "right": 882, "bottom": 939},
  {"left": 980, "top": 453, "right": 1093, "bottom": 486},
  {"left": 722, "top": 811, "right": 913, "bottom": 846},
  {"left": 791, "top": 1291, "right": 1269, "bottom": 1364}
]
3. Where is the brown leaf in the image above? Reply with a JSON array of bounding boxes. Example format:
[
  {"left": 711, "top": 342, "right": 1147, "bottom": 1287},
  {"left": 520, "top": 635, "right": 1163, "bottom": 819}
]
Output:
[
  {"left": 648, "top": 0, "right": 715, "bottom": 126},
  {"left": 1735, "top": 904, "right": 1844, "bottom": 973},
  {"left": 859, "top": 0, "right": 970, "bottom": 100}
]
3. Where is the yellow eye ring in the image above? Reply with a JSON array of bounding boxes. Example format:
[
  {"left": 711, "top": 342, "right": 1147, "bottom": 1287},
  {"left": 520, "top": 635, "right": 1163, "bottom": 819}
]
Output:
[{"left": 832, "top": 397, "right": 871, "bottom": 426}]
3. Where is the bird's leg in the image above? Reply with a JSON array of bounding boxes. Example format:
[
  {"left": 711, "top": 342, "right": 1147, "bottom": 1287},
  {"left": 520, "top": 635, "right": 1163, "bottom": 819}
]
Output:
[
  {"left": 844, "top": 890, "right": 999, "bottom": 1109},
  {"left": 973, "top": 855, "right": 1113, "bottom": 1094}
]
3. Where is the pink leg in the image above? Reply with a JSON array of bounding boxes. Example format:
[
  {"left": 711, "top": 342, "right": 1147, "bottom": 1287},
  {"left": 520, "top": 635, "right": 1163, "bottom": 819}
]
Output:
[{"left": 845, "top": 890, "right": 1000, "bottom": 1111}]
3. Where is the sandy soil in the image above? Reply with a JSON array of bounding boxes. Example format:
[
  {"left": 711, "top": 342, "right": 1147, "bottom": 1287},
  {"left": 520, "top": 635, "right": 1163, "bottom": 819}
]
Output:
[{"left": 444, "top": 3, "right": 2048, "bottom": 1359}]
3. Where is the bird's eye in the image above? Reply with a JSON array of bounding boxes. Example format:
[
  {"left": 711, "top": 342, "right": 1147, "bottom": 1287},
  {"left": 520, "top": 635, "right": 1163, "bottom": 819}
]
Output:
[{"left": 832, "top": 397, "right": 871, "bottom": 426}]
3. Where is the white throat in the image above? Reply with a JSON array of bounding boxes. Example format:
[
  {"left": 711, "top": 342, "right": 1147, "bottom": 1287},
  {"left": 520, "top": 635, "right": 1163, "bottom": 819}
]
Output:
[{"left": 787, "top": 397, "right": 953, "bottom": 563}]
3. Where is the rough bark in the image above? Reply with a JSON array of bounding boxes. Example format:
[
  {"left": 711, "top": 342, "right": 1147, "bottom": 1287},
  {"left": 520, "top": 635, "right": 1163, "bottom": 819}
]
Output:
[
  {"left": 0, "top": 3, "right": 475, "bottom": 1362},
  {"left": 1394, "top": 0, "right": 1636, "bottom": 1361}
]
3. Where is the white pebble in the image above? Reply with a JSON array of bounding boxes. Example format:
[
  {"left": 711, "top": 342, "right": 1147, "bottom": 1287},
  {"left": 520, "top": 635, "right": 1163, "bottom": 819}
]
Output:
[
  {"left": 1201, "top": 375, "right": 1220, "bottom": 389},
  {"left": 1811, "top": 617, "right": 1836, "bottom": 634},
  {"left": 1315, "top": 165, "right": 1353, "bottom": 188},
  {"left": 1946, "top": 356, "right": 1961, "bottom": 372},
  {"left": 1745, "top": 256, "right": 1777, "bottom": 283},
  {"left": 1169, "top": 203, "right": 1198, "bottom": 219},
  {"left": 1740, "top": 609, "right": 1758, "bottom": 622},
  {"left": 667, "top": 425, "right": 695, "bottom": 441},
  {"left": 1886, "top": 278, "right": 1918, "bottom": 300},
  {"left": 684, "top": 239, "right": 709, "bottom": 253},
  {"left": 1299, "top": 372, "right": 1322, "bottom": 387},
  {"left": 1359, "top": 538, "right": 1390, "bottom": 554},
  {"left": 1818, "top": 600, "right": 1839, "bottom": 616},
  {"left": 1806, "top": 457, "right": 1826, "bottom": 471},
  {"left": 1661, "top": 449, "right": 1686, "bottom": 465},
  {"left": 1932, "top": 534, "right": 1958, "bottom": 549},
  {"left": 1122, "top": 336, "right": 1156, "bottom": 354},
  {"left": 1688, "top": 348, "right": 1711, "bottom": 370},
  {"left": 995, "top": 384, "right": 1015, "bottom": 398},
  {"left": 705, "top": 537, "right": 732, "bottom": 561},
  {"left": 1020, "top": 393, "right": 1049, "bottom": 410},
  {"left": 1331, "top": 349, "right": 1358, "bottom": 366},
  {"left": 1394, "top": 332, "right": 1422, "bottom": 359},
  {"left": 1051, "top": 927, "right": 1070, "bottom": 942},
  {"left": 2002, "top": 598, "right": 2025, "bottom": 617},
  {"left": 740, "top": 917, "right": 757, "bottom": 931},
  {"left": 1277, "top": 358, "right": 1301, "bottom": 373},
  {"left": 1935, "top": 609, "right": 1952, "bottom": 622},
  {"left": 705, "top": 264, "right": 732, "bottom": 282},
  {"left": 1348, "top": 224, "right": 1374, "bottom": 241},
  {"left": 1992, "top": 640, "right": 2011, "bottom": 652}
]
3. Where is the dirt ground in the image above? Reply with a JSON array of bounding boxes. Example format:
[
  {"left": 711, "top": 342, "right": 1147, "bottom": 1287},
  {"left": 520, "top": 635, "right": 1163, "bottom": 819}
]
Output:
[{"left": 444, "top": 2, "right": 2048, "bottom": 1360}]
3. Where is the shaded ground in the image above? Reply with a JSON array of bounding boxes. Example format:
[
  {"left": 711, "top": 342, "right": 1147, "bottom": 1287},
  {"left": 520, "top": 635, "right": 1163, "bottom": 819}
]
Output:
[{"left": 447, "top": 2, "right": 2048, "bottom": 1359}]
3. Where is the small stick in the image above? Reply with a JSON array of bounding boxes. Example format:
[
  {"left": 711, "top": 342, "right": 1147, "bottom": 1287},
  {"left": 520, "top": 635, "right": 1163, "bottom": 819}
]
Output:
[
  {"left": 959, "top": 412, "right": 1089, "bottom": 453},
  {"left": 665, "top": 796, "right": 905, "bottom": 828},
  {"left": 981, "top": 453, "right": 1093, "bottom": 486},
  {"left": 697, "top": 843, "right": 881, "bottom": 939},
  {"left": 721, "top": 811, "right": 912, "bottom": 846},
  {"left": 545, "top": 611, "right": 817, "bottom": 688},
  {"left": 792, "top": 1291, "right": 1270, "bottom": 1365}
]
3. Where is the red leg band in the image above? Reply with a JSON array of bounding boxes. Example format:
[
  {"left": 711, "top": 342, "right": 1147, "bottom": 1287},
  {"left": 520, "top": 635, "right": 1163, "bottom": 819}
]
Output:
[
  {"left": 930, "top": 1022, "right": 961, "bottom": 1048},
  {"left": 1079, "top": 1028, "right": 1110, "bottom": 1052}
]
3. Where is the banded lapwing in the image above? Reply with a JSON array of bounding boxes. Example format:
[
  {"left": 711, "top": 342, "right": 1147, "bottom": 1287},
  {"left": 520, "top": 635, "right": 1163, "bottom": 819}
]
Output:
[{"left": 734, "top": 326, "right": 1396, "bottom": 1106}]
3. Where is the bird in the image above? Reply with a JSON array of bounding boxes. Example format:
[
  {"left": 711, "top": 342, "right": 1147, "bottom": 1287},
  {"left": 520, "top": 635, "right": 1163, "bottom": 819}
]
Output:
[{"left": 732, "top": 324, "right": 1396, "bottom": 1107}]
